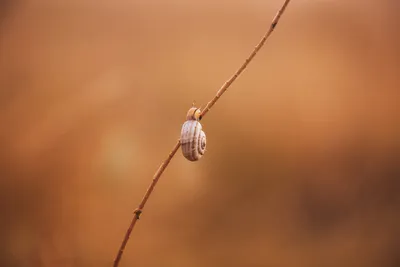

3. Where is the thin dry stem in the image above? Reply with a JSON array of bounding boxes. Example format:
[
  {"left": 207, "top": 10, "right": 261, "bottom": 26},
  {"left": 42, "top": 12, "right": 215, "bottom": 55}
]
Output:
[
  {"left": 113, "top": 140, "right": 181, "bottom": 267},
  {"left": 113, "top": 1, "right": 292, "bottom": 266},
  {"left": 200, "top": 0, "right": 291, "bottom": 119}
]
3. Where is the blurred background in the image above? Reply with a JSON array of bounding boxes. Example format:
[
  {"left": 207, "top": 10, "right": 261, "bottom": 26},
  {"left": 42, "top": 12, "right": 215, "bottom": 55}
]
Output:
[{"left": 1, "top": 0, "right": 399, "bottom": 266}]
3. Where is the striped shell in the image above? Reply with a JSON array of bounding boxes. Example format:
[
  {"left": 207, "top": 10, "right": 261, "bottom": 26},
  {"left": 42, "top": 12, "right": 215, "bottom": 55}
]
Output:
[{"left": 181, "top": 120, "right": 206, "bottom": 161}]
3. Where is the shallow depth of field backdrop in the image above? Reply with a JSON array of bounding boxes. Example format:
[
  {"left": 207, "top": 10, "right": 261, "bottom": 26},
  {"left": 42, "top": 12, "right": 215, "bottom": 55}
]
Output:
[{"left": 1, "top": 0, "right": 399, "bottom": 266}]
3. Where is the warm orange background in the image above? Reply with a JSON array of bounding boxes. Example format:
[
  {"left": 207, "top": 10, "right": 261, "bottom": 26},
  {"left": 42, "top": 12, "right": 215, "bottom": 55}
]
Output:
[{"left": 1, "top": 1, "right": 399, "bottom": 266}]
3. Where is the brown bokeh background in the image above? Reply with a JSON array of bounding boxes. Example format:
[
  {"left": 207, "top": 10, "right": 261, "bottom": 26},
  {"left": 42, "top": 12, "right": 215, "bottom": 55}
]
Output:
[{"left": 1, "top": 0, "right": 400, "bottom": 266}]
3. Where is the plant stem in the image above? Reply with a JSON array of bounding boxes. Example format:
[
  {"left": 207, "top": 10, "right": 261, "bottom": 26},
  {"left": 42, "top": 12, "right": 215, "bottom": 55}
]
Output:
[
  {"left": 113, "top": 141, "right": 181, "bottom": 267},
  {"left": 113, "top": 1, "right": 292, "bottom": 266},
  {"left": 200, "top": 0, "right": 292, "bottom": 119}
]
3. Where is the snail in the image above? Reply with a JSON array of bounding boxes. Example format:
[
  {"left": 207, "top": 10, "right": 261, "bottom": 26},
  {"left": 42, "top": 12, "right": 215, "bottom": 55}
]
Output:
[{"left": 180, "top": 107, "right": 206, "bottom": 161}]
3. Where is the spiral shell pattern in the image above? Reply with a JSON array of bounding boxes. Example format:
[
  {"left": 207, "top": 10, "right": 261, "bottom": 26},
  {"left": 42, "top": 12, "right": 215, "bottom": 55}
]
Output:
[{"left": 181, "top": 120, "right": 206, "bottom": 161}]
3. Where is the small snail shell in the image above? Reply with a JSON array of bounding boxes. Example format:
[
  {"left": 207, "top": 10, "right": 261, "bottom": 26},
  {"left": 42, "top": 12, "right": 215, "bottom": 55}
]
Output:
[{"left": 180, "top": 107, "right": 206, "bottom": 161}]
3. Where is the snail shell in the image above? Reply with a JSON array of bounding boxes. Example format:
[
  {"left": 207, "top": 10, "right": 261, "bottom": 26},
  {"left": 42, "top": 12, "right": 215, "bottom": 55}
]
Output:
[{"left": 180, "top": 107, "right": 206, "bottom": 161}]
